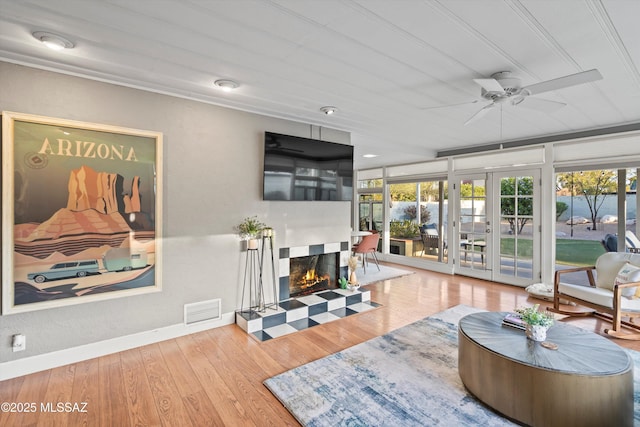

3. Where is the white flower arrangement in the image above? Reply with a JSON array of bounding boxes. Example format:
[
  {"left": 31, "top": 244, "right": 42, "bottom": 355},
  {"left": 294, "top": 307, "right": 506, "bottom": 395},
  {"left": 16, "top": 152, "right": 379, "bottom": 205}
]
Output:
[
  {"left": 515, "top": 304, "right": 554, "bottom": 327},
  {"left": 235, "top": 216, "right": 266, "bottom": 240}
]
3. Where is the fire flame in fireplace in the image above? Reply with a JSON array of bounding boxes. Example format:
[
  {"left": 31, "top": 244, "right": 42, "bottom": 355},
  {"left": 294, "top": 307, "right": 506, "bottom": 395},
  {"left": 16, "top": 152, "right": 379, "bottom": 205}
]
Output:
[
  {"left": 298, "top": 268, "right": 329, "bottom": 290},
  {"left": 289, "top": 252, "right": 338, "bottom": 298}
]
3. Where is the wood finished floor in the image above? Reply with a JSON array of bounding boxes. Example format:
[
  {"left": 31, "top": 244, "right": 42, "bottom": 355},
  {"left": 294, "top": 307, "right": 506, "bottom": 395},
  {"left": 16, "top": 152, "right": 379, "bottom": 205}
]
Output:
[{"left": 2, "top": 263, "right": 638, "bottom": 426}]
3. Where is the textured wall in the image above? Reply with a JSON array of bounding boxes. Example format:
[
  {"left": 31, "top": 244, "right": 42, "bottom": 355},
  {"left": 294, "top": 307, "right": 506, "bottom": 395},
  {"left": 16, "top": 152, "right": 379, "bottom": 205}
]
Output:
[{"left": 0, "top": 62, "right": 351, "bottom": 363}]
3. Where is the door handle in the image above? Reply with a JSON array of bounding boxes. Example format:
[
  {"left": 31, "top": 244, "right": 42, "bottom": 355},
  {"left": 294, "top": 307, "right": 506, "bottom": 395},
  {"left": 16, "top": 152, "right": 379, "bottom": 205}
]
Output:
[{"left": 486, "top": 229, "right": 491, "bottom": 233}]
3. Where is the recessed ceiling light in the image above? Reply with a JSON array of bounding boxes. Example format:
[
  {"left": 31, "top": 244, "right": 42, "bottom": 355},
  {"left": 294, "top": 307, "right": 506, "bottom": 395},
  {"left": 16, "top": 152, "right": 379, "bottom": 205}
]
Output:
[
  {"left": 32, "top": 31, "right": 74, "bottom": 50},
  {"left": 363, "top": 154, "right": 379, "bottom": 158},
  {"left": 214, "top": 79, "right": 239, "bottom": 92},
  {"left": 320, "top": 106, "right": 337, "bottom": 115}
]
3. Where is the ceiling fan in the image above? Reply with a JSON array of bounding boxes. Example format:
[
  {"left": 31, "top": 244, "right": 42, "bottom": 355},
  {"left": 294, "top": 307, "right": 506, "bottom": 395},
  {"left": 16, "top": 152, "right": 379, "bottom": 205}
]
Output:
[{"left": 429, "top": 69, "right": 603, "bottom": 125}]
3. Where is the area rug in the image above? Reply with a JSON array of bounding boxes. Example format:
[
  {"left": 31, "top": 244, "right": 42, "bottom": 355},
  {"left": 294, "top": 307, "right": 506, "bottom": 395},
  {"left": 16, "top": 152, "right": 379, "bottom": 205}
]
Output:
[
  {"left": 264, "top": 304, "right": 640, "bottom": 427},
  {"left": 355, "top": 264, "right": 413, "bottom": 286}
]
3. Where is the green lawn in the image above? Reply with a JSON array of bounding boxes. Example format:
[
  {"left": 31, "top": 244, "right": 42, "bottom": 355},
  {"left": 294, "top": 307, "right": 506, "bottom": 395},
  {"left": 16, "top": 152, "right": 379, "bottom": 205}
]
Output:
[
  {"left": 555, "top": 239, "right": 605, "bottom": 266},
  {"left": 500, "top": 238, "right": 533, "bottom": 258},
  {"left": 499, "top": 238, "right": 604, "bottom": 267}
]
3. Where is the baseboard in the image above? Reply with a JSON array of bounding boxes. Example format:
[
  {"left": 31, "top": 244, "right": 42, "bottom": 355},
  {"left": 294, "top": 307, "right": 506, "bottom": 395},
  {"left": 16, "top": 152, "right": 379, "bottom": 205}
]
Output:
[
  {"left": 379, "top": 253, "right": 454, "bottom": 275},
  {"left": 0, "top": 311, "right": 236, "bottom": 381}
]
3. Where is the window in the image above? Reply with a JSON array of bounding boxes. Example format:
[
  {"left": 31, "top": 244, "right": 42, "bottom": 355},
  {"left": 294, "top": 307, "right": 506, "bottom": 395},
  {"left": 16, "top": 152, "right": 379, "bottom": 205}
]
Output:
[
  {"left": 358, "top": 193, "right": 383, "bottom": 232},
  {"left": 555, "top": 167, "right": 638, "bottom": 270},
  {"left": 388, "top": 179, "right": 448, "bottom": 263},
  {"left": 358, "top": 178, "right": 382, "bottom": 189}
]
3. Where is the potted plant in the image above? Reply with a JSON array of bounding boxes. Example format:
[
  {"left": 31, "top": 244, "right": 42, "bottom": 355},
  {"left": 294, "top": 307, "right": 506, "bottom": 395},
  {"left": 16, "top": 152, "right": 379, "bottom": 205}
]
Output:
[
  {"left": 235, "top": 216, "right": 266, "bottom": 250},
  {"left": 515, "top": 304, "right": 555, "bottom": 341},
  {"left": 389, "top": 220, "right": 420, "bottom": 238}
]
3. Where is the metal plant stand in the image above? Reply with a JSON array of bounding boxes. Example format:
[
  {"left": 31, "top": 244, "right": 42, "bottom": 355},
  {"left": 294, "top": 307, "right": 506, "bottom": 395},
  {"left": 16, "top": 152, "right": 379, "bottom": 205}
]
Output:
[
  {"left": 240, "top": 244, "right": 263, "bottom": 314},
  {"left": 240, "top": 234, "right": 278, "bottom": 314},
  {"left": 260, "top": 233, "right": 278, "bottom": 310}
]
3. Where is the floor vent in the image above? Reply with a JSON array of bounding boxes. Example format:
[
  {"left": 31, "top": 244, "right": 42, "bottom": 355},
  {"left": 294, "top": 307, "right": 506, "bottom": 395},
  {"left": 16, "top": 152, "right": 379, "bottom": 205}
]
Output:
[{"left": 184, "top": 299, "right": 221, "bottom": 325}]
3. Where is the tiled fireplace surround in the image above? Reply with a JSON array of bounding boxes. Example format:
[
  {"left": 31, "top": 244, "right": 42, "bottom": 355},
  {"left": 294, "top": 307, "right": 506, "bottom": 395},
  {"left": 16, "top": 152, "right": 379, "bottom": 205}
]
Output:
[
  {"left": 278, "top": 241, "right": 350, "bottom": 301},
  {"left": 235, "top": 241, "right": 378, "bottom": 341}
]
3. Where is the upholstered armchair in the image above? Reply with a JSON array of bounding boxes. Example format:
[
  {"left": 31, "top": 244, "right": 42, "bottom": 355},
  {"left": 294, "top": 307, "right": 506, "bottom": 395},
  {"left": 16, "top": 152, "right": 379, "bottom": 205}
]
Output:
[
  {"left": 550, "top": 252, "right": 640, "bottom": 339},
  {"left": 352, "top": 232, "right": 380, "bottom": 274}
]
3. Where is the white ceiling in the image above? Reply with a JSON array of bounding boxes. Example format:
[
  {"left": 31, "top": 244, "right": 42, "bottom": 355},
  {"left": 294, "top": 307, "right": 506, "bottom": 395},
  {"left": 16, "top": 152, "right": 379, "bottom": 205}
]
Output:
[{"left": 1, "top": 0, "right": 639, "bottom": 169}]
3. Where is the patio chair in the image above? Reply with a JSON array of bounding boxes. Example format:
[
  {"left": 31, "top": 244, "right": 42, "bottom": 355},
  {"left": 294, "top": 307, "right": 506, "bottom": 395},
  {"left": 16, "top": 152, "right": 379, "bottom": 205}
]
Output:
[
  {"left": 419, "top": 223, "right": 447, "bottom": 257},
  {"left": 600, "top": 231, "right": 640, "bottom": 253},
  {"left": 420, "top": 224, "right": 439, "bottom": 256},
  {"left": 625, "top": 230, "right": 640, "bottom": 253},
  {"left": 352, "top": 231, "right": 380, "bottom": 274},
  {"left": 601, "top": 234, "right": 618, "bottom": 252}
]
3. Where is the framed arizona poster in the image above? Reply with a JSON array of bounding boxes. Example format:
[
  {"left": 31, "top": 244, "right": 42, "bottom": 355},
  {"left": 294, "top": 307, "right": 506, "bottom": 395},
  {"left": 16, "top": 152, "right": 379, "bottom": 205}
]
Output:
[{"left": 1, "top": 112, "right": 163, "bottom": 314}]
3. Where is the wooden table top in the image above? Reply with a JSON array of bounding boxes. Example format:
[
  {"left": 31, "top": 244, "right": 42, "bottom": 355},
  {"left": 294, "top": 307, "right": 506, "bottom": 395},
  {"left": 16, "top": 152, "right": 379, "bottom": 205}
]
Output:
[{"left": 459, "top": 311, "right": 632, "bottom": 376}]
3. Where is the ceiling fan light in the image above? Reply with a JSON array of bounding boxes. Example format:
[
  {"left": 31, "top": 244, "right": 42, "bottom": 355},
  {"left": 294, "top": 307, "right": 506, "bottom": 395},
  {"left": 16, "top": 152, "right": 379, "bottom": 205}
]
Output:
[{"left": 33, "top": 31, "right": 74, "bottom": 50}]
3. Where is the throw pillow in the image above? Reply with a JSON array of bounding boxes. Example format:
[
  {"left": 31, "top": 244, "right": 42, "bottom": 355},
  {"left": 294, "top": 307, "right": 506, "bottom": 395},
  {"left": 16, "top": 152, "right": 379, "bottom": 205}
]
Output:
[
  {"left": 595, "top": 254, "right": 628, "bottom": 290},
  {"left": 614, "top": 262, "right": 640, "bottom": 298}
]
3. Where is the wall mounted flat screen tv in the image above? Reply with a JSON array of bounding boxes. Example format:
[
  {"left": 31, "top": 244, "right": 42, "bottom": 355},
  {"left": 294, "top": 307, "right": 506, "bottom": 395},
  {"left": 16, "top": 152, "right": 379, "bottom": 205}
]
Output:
[{"left": 263, "top": 132, "right": 354, "bottom": 201}]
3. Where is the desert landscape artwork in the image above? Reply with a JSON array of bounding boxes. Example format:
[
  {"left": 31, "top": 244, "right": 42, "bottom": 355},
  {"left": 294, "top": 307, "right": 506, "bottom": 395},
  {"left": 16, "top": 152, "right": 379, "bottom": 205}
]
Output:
[{"left": 2, "top": 112, "right": 162, "bottom": 313}]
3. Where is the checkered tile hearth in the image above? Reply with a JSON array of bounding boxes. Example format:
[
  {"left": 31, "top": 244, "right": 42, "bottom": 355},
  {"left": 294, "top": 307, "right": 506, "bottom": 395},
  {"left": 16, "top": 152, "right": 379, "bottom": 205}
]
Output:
[{"left": 235, "top": 288, "right": 380, "bottom": 341}]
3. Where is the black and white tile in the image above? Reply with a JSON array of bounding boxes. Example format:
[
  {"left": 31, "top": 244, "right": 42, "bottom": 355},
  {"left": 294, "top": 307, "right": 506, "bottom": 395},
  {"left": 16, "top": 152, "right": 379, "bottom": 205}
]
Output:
[{"left": 236, "top": 288, "right": 380, "bottom": 341}]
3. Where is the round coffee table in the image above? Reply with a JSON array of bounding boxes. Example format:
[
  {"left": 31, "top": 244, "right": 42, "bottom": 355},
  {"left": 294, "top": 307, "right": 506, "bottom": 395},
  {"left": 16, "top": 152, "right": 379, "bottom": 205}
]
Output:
[{"left": 458, "top": 312, "right": 633, "bottom": 427}]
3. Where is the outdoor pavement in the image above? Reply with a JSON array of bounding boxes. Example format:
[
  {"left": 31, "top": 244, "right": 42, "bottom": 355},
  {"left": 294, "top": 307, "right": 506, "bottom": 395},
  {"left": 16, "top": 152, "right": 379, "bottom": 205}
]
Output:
[{"left": 555, "top": 220, "right": 637, "bottom": 240}]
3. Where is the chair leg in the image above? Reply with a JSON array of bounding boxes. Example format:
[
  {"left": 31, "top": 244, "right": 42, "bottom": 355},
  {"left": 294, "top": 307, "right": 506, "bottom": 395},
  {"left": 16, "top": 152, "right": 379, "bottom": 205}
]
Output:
[
  {"left": 547, "top": 306, "right": 594, "bottom": 317},
  {"left": 588, "top": 312, "right": 640, "bottom": 339},
  {"left": 612, "top": 308, "right": 623, "bottom": 332},
  {"left": 604, "top": 328, "right": 640, "bottom": 340},
  {"left": 371, "top": 251, "right": 380, "bottom": 271}
]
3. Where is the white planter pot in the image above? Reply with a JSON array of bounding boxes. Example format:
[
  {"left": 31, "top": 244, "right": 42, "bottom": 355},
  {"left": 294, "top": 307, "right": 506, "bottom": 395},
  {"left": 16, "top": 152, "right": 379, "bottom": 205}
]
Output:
[
  {"left": 247, "top": 238, "right": 259, "bottom": 250},
  {"left": 525, "top": 324, "right": 549, "bottom": 342}
]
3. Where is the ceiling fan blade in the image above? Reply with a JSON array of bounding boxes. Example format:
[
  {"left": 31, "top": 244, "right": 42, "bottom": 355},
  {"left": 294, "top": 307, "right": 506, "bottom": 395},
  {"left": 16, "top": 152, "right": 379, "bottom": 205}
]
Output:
[
  {"left": 464, "top": 103, "right": 495, "bottom": 126},
  {"left": 514, "top": 96, "right": 566, "bottom": 113},
  {"left": 473, "top": 78, "right": 505, "bottom": 93},
  {"left": 522, "top": 69, "right": 602, "bottom": 95},
  {"left": 420, "top": 99, "right": 479, "bottom": 110}
]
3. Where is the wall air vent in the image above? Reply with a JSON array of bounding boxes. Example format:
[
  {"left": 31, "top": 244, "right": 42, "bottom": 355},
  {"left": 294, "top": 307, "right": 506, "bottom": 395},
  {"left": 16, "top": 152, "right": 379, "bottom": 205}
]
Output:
[{"left": 184, "top": 299, "right": 221, "bottom": 325}]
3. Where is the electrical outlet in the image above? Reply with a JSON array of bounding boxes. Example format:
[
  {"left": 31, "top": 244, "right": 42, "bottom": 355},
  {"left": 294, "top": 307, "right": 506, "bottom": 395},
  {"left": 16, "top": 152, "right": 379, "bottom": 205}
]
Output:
[{"left": 12, "top": 334, "right": 25, "bottom": 352}]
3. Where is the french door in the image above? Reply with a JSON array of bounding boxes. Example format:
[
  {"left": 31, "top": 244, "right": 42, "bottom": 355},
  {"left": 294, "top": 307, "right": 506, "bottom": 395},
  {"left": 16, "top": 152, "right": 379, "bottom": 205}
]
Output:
[
  {"left": 456, "top": 175, "right": 492, "bottom": 280},
  {"left": 456, "top": 170, "right": 540, "bottom": 286}
]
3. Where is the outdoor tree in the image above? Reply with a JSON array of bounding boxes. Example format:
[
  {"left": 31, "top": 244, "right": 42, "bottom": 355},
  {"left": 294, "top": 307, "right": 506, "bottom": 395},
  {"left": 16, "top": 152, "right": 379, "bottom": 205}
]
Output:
[
  {"left": 556, "top": 201, "right": 568, "bottom": 220},
  {"left": 390, "top": 183, "right": 419, "bottom": 201},
  {"left": 389, "top": 182, "right": 445, "bottom": 202},
  {"left": 557, "top": 170, "right": 617, "bottom": 230},
  {"left": 403, "top": 204, "right": 431, "bottom": 223},
  {"left": 420, "top": 181, "right": 447, "bottom": 201},
  {"left": 459, "top": 182, "right": 486, "bottom": 198},
  {"left": 389, "top": 182, "right": 440, "bottom": 224},
  {"left": 500, "top": 177, "right": 533, "bottom": 234}
]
